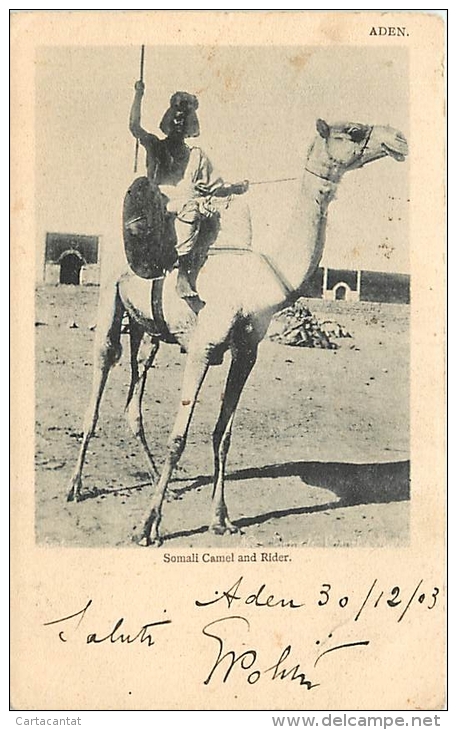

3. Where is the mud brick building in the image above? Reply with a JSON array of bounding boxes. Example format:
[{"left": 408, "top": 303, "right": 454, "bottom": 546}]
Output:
[{"left": 43, "top": 232, "right": 101, "bottom": 285}]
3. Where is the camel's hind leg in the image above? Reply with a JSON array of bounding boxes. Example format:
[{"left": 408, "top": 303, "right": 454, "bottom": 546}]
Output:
[
  {"left": 125, "top": 319, "right": 160, "bottom": 484},
  {"left": 210, "top": 339, "right": 258, "bottom": 535},
  {"left": 67, "top": 283, "right": 124, "bottom": 502}
]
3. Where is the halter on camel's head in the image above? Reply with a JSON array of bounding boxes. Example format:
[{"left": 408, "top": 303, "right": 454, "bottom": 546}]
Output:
[{"left": 306, "top": 119, "right": 408, "bottom": 183}]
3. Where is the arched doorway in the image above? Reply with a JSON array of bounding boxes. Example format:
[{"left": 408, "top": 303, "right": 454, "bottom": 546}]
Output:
[
  {"left": 334, "top": 284, "right": 348, "bottom": 301},
  {"left": 59, "top": 251, "right": 84, "bottom": 285}
]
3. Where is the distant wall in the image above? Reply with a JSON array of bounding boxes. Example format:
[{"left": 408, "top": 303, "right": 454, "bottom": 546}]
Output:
[
  {"left": 304, "top": 266, "right": 410, "bottom": 305},
  {"left": 360, "top": 271, "right": 410, "bottom": 304}
]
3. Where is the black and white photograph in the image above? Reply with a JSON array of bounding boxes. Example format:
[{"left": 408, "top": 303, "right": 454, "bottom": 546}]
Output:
[{"left": 35, "top": 43, "right": 410, "bottom": 549}]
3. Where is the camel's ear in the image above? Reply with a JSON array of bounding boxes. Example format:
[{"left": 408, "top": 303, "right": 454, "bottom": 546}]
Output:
[{"left": 316, "top": 119, "right": 330, "bottom": 139}]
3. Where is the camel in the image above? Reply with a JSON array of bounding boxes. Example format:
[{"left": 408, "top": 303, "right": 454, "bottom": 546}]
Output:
[{"left": 67, "top": 118, "right": 408, "bottom": 546}]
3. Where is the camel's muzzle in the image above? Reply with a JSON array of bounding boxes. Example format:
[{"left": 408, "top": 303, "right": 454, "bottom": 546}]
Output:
[{"left": 382, "top": 131, "right": 409, "bottom": 162}]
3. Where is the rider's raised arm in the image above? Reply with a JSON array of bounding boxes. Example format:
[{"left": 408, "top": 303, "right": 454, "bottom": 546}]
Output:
[{"left": 129, "top": 80, "right": 155, "bottom": 143}]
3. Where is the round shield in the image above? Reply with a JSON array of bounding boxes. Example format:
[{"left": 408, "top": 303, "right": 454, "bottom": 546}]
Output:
[{"left": 123, "top": 177, "right": 170, "bottom": 279}]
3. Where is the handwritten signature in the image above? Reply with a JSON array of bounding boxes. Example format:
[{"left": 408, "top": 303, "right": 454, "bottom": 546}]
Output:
[
  {"left": 43, "top": 599, "right": 172, "bottom": 646},
  {"left": 202, "top": 615, "right": 369, "bottom": 687}
]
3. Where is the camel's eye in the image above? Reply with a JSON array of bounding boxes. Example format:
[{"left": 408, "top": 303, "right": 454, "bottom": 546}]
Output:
[{"left": 346, "top": 126, "right": 366, "bottom": 144}]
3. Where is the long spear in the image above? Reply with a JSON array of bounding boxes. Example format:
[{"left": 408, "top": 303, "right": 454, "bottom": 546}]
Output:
[{"left": 133, "top": 44, "right": 145, "bottom": 174}]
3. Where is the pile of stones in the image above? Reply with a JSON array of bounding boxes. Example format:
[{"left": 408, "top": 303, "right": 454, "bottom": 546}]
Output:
[{"left": 269, "top": 298, "right": 351, "bottom": 349}]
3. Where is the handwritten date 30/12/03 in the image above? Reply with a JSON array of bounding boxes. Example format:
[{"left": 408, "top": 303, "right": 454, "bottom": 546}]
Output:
[{"left": 196, "top": 576, "right": 440, "bottom": 623}]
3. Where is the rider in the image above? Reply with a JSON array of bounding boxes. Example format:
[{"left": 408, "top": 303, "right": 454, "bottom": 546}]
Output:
[{"left": 129, "top": 81, "right": 249, "bottom": 306}]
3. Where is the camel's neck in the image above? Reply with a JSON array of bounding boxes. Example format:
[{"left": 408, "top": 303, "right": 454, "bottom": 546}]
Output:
[{"left": 269, "top": 148, "right": 341, "bottom": 295}]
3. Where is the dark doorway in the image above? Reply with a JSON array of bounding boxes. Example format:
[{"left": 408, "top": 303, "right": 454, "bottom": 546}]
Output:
[
  {"left": 60, "top": 252, "right": 83, "bottom": 285},
  {"left": 335, "top": 285, "right": 347, "bottom": 301}
]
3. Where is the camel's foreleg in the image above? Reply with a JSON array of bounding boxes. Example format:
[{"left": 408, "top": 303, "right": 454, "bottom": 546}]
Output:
[
  {"left": 67, "top": 284, "right": 124, "bottom": 502},
  {"left": 125, "top": 320, "right": 160, "bottom": 484},
  {"left": 210, "top": 341, "right": 258, "bottom": 535},
  {"left": 137, "top": 345, "right": 211, "bottom": 547}
]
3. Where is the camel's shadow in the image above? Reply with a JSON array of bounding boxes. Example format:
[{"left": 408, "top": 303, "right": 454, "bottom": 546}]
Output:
[{"left": 164, "top": 459, "right": 410, "bottom": 541}]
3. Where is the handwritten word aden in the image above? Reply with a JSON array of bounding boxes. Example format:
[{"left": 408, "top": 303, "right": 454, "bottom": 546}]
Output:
[{"left": 196, "top": 576, "right": 440, "bottom": 622}]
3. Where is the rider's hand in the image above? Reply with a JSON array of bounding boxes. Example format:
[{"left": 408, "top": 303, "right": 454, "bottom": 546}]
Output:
[
  {"left": 134, "top": 80, "right": 145, "bottom": 94},
  {"left": 232, "top": 180, "right": 249, "bottom": 195}
]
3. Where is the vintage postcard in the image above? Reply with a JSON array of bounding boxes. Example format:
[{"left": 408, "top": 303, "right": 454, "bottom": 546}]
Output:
[{"left": 11, "top": 10, "right": 446, "bottom": 710}]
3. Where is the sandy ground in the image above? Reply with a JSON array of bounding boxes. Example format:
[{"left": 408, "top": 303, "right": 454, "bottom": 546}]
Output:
[{"left": 35, "top": 285, "right": 409, "bottom": 548}]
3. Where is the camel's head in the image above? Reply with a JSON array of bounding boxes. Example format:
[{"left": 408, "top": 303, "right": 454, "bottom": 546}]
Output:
[{"left": 313, "top": 119, "right": 408, "bottom": 179}]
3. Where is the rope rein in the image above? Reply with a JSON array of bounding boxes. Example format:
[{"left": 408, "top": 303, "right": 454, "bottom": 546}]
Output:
[{"left": 250, "top": 176, "right": 299, "bottom": 186}]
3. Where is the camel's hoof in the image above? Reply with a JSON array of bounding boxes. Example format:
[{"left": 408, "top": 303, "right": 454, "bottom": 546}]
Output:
[
  {"left": 135, "top": 533, "right": 163, "bottom": 548},
  {"left": 209, "top": 522, "right": 240, "bottom": 536},
  {"left": 226, "top": 523, "right": 240, "bottom": 535},
  {"left": 136, "top": 535, "right": 151, "bottom": 547},
  {"left": 67, "top": 476, "right": 83, "bottom": 503}
]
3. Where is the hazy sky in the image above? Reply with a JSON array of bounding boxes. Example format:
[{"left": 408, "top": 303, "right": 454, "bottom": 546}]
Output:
[{"left": 36, "top": 45, "right": 409, "bottom": 275}]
